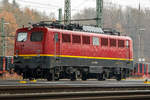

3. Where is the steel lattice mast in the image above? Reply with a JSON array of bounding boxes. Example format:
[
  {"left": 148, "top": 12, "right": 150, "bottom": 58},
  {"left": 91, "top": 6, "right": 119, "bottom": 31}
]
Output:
[
  {"left": 96, "top": 0, "right": 103, "bottom": 28},
  {"left": 58, "top": 8, "right": 62, "bottom": 23},
  {"left": 1, "top": 18, "right": 5, "bottom": 56},
  {"left": 64, "top": 0, "right": 71, "bottom": 25}
]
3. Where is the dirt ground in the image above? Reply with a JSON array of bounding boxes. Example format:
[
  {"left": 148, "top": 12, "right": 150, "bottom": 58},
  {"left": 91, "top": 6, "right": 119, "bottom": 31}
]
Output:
[{"left": 0, "top": 71, "right": 23, "bottom": 80}]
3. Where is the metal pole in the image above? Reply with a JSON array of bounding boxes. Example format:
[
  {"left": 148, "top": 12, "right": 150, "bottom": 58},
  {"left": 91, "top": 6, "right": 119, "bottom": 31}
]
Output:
[
  {"left": 64, "top": 0, "right": 71, "bottom": 25},
  {"left": 138, "top": 28, "right": 145, "bottom": 62},
  {"left": 139, "top": 31, "right": 141, "bottom": 60},
  {"left": 58, "top": 8, "right": 62, "bottom": 24},
  {"left": 96, "top": 0, "right": 103, "bottom": 28},
  {"left": 1, "top": 18, "right": 5, "bottom": 56}
]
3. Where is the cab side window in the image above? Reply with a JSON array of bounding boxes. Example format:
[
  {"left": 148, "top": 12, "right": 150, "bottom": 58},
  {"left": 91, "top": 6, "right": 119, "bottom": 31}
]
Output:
[{"left": 62, "top": 34, "right": 71, "bottom": 43}]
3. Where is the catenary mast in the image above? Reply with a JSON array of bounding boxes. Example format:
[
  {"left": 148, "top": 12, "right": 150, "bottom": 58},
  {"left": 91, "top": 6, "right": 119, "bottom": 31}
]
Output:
[
  {"left": 96, "top": 0, "right": 103, "bottom": 27},
  {"left": 64, "top": 0, "right": 71, "bottom": 25}
]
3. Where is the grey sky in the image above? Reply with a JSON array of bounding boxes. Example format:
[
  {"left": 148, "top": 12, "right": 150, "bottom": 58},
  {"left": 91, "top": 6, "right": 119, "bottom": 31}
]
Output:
[{"left": 7, "top": 0, "right": 150, "bottom": 18}]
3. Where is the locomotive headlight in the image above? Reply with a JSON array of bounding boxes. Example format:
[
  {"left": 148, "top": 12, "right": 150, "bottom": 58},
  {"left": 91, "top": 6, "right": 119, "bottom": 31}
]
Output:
[
  {"left": 37, "top": 50, "right": 41, "bottom": 57},
  {"left": 16, "top": 50, "right": 19, "bottom": 58},
  {"left": 37, "top": 54, "right": 40, "bottom": 57}
]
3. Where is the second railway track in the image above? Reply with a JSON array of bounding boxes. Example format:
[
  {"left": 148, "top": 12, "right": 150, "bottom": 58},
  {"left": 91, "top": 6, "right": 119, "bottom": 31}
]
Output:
[
  {"left": 1, "top": 85, "right": 150, "bottom": 94},
  {"left": 1, "top": 90, "right": 150, "bottom": 100},
  {"left": 1, "top": 84, "right": 150, "bottom": 99}
]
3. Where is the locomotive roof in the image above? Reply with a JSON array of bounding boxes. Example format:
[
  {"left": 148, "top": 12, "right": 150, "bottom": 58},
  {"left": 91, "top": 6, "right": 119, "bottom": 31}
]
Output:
[
  {"left": 17, "top": 21, "right": 132, "bottom": 40},
  {"left": 17, "top": 26, "right": 132, "bottom": 40},
  {"left": 47, "top": 28, "right": 132, "bottom": 40}
]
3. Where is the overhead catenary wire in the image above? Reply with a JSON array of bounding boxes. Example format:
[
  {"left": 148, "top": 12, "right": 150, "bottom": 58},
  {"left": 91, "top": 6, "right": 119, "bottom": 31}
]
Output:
[
  {"left": 40, "top": 18, "right": 100, "bottom": 23},
  {"left": 15, "top": 0, "right": 83, "bottom": 13},
  {"left": 15, "top": 0, "right": 63, "bottom": 17},
  {"left": 16, "top": 0, "right": 62, "bottom": 8},
  {"left": 14, "top": 0, "right": 122, "bottom": 16}
]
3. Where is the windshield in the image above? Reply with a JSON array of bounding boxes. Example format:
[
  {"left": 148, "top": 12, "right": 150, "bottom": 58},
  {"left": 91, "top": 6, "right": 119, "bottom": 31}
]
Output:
[
  {"left": 17, "top": 32, "right": 27, "bottom": 42},
  {"left": 30, "top": 31, "right": 43, "bottom": 42}
]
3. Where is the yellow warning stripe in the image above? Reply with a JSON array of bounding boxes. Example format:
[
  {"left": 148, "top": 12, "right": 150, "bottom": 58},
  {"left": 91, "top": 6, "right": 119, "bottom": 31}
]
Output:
[{"left": 15, "top": 54, "right": 133, "bottom": 61}]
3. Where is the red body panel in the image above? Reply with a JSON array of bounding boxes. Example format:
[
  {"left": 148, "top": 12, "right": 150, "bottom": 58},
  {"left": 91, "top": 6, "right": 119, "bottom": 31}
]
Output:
[
  {"left": 14, "top": 27, "right": 133, "bottom": 60},
  {"left": 15, "top": 27, "right": 48, "bottom": 55}
]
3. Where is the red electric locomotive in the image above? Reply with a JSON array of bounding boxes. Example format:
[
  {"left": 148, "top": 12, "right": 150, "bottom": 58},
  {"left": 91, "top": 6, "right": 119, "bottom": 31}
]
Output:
[{"left": 14, "top": 22, "right": 133, "bottom": 81}]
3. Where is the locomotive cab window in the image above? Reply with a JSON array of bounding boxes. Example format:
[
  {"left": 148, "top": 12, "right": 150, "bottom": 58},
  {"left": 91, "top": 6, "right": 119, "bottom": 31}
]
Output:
[
  {"left": 30, "top": 31, "right": 43, "bottom": 42},
  {"left": 17, "top": 32, "right": 27, "bottom": 42},
  {"left": 93, "top": 37, "right": 99, "bottom": 46},
  {"left": 62, "top": 34, "right": 71, "bottom": 43}
]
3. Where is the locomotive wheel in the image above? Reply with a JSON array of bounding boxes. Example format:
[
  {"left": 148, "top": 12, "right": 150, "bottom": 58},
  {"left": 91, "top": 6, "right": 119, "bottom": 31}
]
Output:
[
  {"left": 23, "top": 72, "right": 27, "bottom": 79},
  {"left": 54, "top": 77, "right": 59, "bottom": 81},
  {"left": 15, "top": 69, "right": 21, "bottom": 75},
  {"left": 47, "top": 73, "right": 52, "bottom": 81},
  {"left": 81, "top": 72, "right": 87, "bottom": 81},
  {"left": 70, "top": 72, "right": 76, "bottom": 81},
  {"left": 54, "top": 74, "right": 60, "bottom": 81},
  {"left": 116, "top": 74, "right": 121, "bottom": 81},
  {"left": 122, "top": 72, "right": 126, "bottom": 79},
  {"left": 29, "top": 77, "right": 34, "bottom": 81},
  {"left": 97, "top": 73, "right": 105, "bottom": 81}
]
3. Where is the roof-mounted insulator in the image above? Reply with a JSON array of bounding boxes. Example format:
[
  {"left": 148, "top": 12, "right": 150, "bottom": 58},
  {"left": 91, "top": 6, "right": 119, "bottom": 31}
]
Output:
[
  {"left": 103, "top": 28, "right": 120, "bottom": 36},
  {"left": 31, "top": 21, "right": 120, "bottom": 35}
]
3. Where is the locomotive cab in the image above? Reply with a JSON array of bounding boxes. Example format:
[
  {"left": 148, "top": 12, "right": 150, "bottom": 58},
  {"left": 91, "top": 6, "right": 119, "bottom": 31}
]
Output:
[
  {"left": 14, "top": 27, "right": 54, "bottom": 79},
  {"left": 15, "top": 28, "right": 45, "bottom": 55}
]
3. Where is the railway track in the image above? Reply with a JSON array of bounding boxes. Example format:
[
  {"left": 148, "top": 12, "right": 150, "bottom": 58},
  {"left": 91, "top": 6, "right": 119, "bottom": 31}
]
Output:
[
  {"left": 1, "top": 85, "right": 150, "bottom": 99},
  {"left": 0, "top": 85, "right": 150, "bottom": 94},
  {"left": 1, "top": 90, "right": 150, "bottom": 100}
]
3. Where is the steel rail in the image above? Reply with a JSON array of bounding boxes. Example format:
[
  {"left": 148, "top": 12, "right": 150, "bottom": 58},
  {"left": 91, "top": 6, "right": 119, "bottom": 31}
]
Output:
[
  {"left": 1, "top": 85, "right": 150, "bottom": 94},
  {"left": 1, "top": 90, "right": 150, "bottom": 100}
]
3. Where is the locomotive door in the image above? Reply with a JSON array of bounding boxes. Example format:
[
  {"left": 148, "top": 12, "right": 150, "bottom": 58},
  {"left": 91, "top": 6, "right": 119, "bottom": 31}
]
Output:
[
  {"left": 126, "top": 40, "right": 130, "bottom": 59},
  {"left": 54, "top": 32, "right": 61, "bottom": 65}
]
